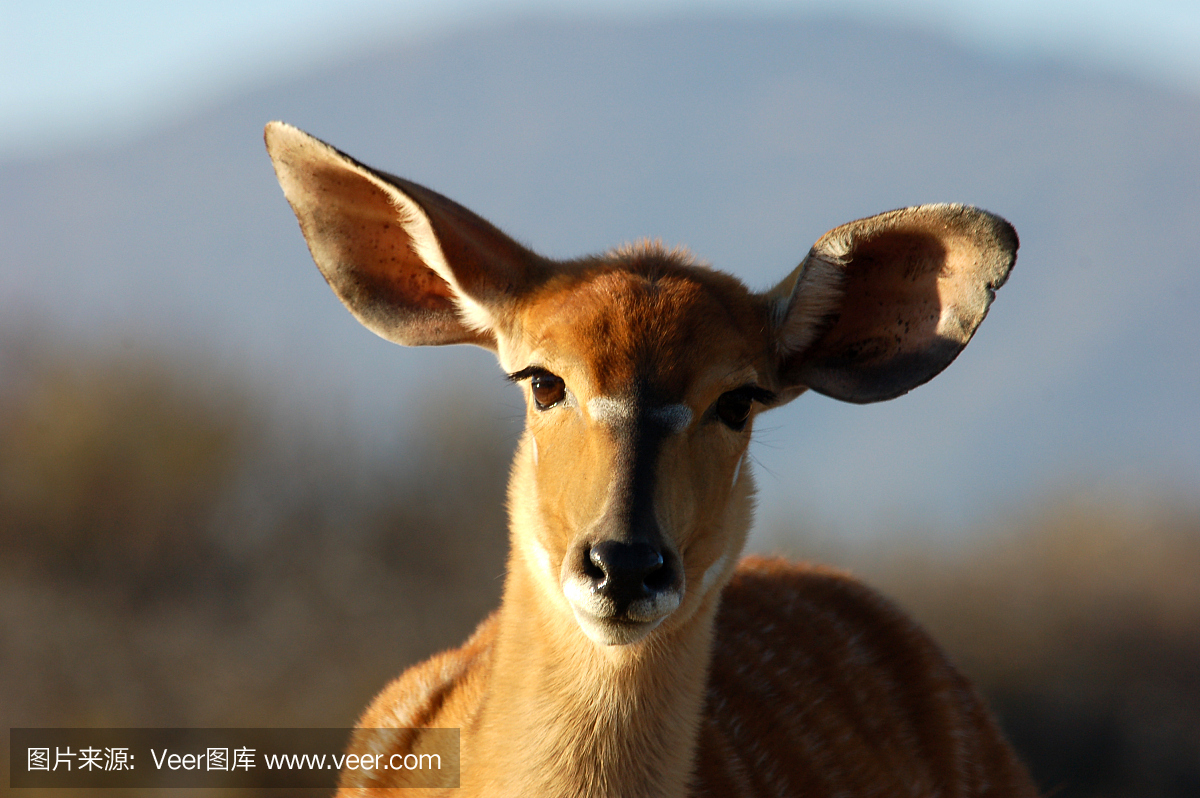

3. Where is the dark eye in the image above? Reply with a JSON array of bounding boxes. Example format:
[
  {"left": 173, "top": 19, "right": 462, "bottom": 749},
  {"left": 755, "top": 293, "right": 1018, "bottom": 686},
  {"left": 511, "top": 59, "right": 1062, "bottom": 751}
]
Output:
[
  {"left": 531, "top": 373, "right": 566, "bottom": 409},
  {"left": 715, "top": 390, "right": 753, "bottom": 431}
]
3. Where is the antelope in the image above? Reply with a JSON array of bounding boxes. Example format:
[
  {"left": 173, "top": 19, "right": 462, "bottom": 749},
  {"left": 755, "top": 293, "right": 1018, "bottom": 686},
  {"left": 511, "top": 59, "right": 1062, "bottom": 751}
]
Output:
[{"left": 265, "top": 121, "right": 1037, "bottom": 797}]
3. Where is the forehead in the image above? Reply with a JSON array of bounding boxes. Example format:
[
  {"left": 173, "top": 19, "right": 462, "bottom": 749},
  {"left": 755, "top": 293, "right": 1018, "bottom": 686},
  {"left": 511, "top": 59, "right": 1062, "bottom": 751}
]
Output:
[{"left": 516, "top": 256, "right": 766, "bottom": 398}]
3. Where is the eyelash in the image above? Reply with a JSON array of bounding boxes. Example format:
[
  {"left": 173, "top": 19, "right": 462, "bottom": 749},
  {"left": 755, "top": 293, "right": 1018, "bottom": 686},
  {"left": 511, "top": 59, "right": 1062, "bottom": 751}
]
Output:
[{"left": 508, "top": 367, "right": 566, "bottom": 410}]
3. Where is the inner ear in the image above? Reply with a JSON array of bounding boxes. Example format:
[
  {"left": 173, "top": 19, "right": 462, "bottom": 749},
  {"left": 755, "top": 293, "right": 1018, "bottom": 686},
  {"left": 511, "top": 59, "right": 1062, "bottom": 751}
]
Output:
[
  {"left": 769, "top": 204, "right": 1017, "bottom": 404},
  {"left": 265, "top": 122, "right": 546, "bottom": 351},
  {"left": 289, "top": 151, "right": 475, "bottom": 344},
  {"left": 817, "top": 227, "right": 953, "bottom": 371}
]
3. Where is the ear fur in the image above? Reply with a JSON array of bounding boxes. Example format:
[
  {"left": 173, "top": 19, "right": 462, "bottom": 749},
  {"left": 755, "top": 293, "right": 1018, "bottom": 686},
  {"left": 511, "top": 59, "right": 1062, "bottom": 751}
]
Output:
[
  {"left": 264, "top": 121, "right": 547, "bottom": 349},
  {"left": 766, "top": 204, "right": 1017, "bottom": 404}
]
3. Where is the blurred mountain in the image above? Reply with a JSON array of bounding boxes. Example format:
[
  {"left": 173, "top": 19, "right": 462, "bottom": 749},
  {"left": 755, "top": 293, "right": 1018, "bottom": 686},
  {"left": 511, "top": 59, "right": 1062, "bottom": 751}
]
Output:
[{"left": 2, "top": 14, "right": 1198, "bottom": 535}]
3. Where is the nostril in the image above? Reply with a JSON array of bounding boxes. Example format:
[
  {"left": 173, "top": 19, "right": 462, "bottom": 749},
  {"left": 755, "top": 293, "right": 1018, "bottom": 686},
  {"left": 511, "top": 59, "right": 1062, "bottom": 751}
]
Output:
[
  {"left": 588, "top": 541, "right": 668, "bottom": 597},
  {"left": 644, "top": 560, "right": 674, "bottom": 593},
  {"left": 584, "top": 547, "right": 607, "bottom": 583}
]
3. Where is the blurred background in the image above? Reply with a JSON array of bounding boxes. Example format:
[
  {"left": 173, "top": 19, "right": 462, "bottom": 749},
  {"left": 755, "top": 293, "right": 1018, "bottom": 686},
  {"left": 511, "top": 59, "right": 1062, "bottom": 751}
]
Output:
[{"left": 2, "top": 1, "right": 1198, "bottom": 795}]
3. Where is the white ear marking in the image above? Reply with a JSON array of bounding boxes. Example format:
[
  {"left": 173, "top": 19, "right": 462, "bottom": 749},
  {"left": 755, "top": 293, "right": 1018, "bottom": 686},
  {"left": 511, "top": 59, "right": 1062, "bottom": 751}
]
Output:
[
  {"left": 387, "top": 191, "right": 496, "bottom": 334},
  {"left": 775, "top": 255, "right": 845, "bottom": 356}
]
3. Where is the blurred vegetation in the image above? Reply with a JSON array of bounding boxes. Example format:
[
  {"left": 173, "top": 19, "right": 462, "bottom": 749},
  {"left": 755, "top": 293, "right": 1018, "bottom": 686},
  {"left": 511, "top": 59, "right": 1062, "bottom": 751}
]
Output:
[
  {"left": 0, "top": 342, "right": 511, "bottom": 796},
  {"left": 2, "top": 344, "right": 1197, "bottom": 797}
]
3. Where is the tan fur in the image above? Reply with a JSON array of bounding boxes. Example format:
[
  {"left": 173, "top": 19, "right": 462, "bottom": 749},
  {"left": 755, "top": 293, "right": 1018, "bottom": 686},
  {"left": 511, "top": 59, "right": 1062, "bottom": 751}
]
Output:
[{"left": 264, "top": 122, "right": 1035, "bottom": 798}]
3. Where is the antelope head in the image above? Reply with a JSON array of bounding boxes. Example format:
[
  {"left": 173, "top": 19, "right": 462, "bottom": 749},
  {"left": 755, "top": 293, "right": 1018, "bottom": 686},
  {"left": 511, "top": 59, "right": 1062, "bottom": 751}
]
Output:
[{"left": 265, "top": 122, "right": 1016, "bottom": 649}]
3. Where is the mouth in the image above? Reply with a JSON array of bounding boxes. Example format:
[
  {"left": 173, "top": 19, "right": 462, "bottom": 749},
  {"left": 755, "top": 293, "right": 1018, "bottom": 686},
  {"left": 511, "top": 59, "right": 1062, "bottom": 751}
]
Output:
[
  {"left": 568, "top": 605, "right": 667, "bottom": 646},
  {"left": 562, "top": 582, "right": 683, "bottom": 646}
]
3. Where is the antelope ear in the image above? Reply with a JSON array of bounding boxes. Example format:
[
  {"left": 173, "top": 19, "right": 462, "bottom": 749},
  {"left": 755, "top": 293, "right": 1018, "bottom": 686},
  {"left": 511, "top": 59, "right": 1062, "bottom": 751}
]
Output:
[
  {"left": 764, "top": 204, "right": 1017, "bottom": 404},
  {"left": 264, "top": 121, "right": 547, "bottom": 350}
]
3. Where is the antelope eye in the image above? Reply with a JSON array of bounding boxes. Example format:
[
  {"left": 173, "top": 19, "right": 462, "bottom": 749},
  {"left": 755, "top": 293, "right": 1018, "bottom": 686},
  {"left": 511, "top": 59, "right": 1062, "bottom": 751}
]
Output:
[
  {"left": 715, "top": 390, "right": 754, "bottom": 431},
  {"left": 531, "top": 373, "right": 566, "bottom": 409}
]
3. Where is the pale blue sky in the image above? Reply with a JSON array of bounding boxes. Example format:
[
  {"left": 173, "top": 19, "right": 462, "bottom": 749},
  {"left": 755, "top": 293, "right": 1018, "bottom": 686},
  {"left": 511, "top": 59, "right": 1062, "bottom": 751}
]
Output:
[{"left": 2, "top": 0, "right": 1198, "bottom": 158}]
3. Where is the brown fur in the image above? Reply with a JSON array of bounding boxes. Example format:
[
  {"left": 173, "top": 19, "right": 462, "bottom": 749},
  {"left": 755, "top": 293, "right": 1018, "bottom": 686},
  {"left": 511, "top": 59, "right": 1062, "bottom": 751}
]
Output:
[{"left": 263, "top": 121, "right": 1035, "bottom": 798}]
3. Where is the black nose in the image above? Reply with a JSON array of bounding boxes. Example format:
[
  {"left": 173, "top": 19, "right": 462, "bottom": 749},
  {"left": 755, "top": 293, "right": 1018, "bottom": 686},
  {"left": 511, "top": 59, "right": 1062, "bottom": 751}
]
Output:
[{"left": 586, "top": 541, "right": 674, "bottom": 608}]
